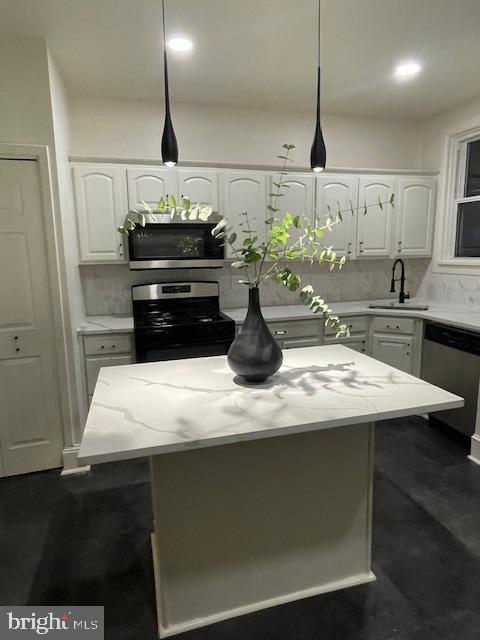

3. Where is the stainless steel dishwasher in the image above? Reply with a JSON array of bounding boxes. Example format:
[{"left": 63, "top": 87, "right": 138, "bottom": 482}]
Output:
[{"left": 422, "top": 322, "right": 480, "bottom": 436}]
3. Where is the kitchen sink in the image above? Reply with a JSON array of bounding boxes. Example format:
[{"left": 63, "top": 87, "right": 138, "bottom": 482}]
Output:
[{"left": 368, "top": 303, "right": 429, "bottom": 311}]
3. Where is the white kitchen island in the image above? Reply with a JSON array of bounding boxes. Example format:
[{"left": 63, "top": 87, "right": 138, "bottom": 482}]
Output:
[{"left": 78, "top": 345, "right": 463, "bottom": 638}]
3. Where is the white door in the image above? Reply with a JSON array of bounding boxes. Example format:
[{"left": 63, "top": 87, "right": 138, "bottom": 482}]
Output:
[
  {"left": 315, "top": 175, "right": 358, "bottom": 257},
  {"left": 0, "top": 160, "right": 63, "bottom": 476},
  {"left": 73, "top": 164, "right": 127, "bottom": 262},
  {"left": 357, "top": 177, "right": 395, "bottom": 257},
  {"left": 178, "top": 169, "right": 219, "bottom": 210},
  {"left": 127, "top": 167, "right": 177, "bottom": 211},
  {"left": 371, "top": 335, "right": 414, "bottom": 373},
  {"left": 395, "top": 177, "right": 436, "bottom": 256},
  {"left": 268, "top": 174, "right": 313, "bottom": 247},
  {"left": 221, "top": 171, "right": 267, "bottom": 258}
]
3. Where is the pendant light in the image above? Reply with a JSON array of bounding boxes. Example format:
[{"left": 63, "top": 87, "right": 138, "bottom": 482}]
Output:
[
  {"left": 310, "top": 0, "right": 326, "bottom": 172},
  {"left": 161, "top": 0, "right": 178, "bottom": 167}
]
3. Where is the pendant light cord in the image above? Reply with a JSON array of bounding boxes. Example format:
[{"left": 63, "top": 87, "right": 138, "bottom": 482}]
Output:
[
  {"left": 317, "top": 0, "right": 321, "bottom": 69},
  {"left": 161, "top": 0, "right": 171, "bottom": 116},
  {"left": 316, "top": 0, "right": 321, "bottom": 120}
]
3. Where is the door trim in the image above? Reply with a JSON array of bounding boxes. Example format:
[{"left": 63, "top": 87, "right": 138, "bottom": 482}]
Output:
[{"left": 0, "top": 144, "right": 77, "bottom": 465}]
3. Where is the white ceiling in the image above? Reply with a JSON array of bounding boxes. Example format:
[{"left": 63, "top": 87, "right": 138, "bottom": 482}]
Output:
[{"left": 2, "top": 0, "right": 480, "bottom": 118}]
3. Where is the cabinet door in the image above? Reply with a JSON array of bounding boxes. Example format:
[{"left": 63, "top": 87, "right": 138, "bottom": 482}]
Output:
[
  {"left": 221, "top": 172, "right": 267, "bottom": 258},
  {"left": 324, "top": 337, "right": 367, "bottom": 353},
  {"left": 371, "top": 335, "right": 413, "bottom": 373},
  {"left": 85, "top": 355, "right": 133, "bottom": 395},
  {"left": 178, "top": 169, "right": 219, "bottom": 210},
  {"left": 395, "top": 177, "right": 436, "bottom": 256},
  {"left": 315, "top": 175, "right": 358, "bottom": 257},
  {"left": 73, "top": 164, "right": 128, "bottom": 262},
  {"left": 268, "top": 173, "right": 313, "bottom": 246},
  {"left": 127, "top": 167, "right": 177, "bottom": 211},
  {"left": 357, "top": 177, "right": 395, "bottom": 257}
]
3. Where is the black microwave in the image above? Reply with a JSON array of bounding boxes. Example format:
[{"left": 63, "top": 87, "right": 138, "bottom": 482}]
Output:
[{"left": 128, "top": 222, "right": 225, "bottom": 270}]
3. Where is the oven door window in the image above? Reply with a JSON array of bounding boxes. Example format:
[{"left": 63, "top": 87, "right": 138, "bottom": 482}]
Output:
[{"left": 131, "top": 227, "right": 206, "bottom": 259}]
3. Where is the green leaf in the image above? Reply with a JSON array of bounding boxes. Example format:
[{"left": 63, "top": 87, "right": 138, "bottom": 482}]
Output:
[
  {"left": 265, "top": 216, "right": 275, "bottom": 224},
  {"left": 180, "top": 196, "right": 191, "bottom": 210},
  {"left": 117, "top": 225, "right": 127, "bottom": 234},
  {"left": 315, "top": 227, "right": 324, "bottom": 238},
  {"left": 269, "top": 193, "right": 285, "bottom": 197},
  {"left": 157, "top": 197, "right": 166, "bottom": 213},
  {"left": 267, "top": 205, "right": 279, "bottom": 213},
  {"left": 282, "top": 143, "right": 296, "bottom": 150},
  {"left": 139, "top": 212, "right": 146, "bottom": 227},
  {"left": 169, "top": 194, "right": 177, "bottom": 207},
  {"left": 293, "top": 216, "right": 300, "bottom": 229},
  {"left": 276, "top": 155, "right": 294, "bottom": 162},
  {"left": 282, "top": 212, "right": 293, "bottom": 228}
]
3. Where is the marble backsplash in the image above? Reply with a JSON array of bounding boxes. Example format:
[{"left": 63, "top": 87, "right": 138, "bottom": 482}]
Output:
[
  {"left": 416, "top": 265, "right": 480, "bottom": 307},
  {"left": 80, "top": 258, "right": 431, "bottom": 316}
]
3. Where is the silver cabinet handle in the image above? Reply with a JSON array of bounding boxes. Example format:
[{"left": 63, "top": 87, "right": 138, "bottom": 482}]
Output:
[
  {"left": 274, "top": 330, "right": 287, "bottom": 336},
  {"left": 359, "top": 241, "right": 364, "bottom": 254},
  {"left": 398, "top": 240, "right": 402, "bottom": 253}
]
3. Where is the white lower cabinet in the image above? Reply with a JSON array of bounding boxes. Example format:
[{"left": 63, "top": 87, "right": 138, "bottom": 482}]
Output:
[
  {"left": 325, "top": 337, "right": 367, "bottom": 353},
  {"left": 371, "top": 335, "right": 414, "bottom": 374},
  {"left": 81, "top": 332, "right": 134, "bottom": 414},
  {"left": 370, "top": 316, "right": 421, "bottom": 375}
]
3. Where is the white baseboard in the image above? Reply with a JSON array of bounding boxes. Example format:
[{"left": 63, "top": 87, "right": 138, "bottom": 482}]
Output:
[
  {"left": 158, "top": 571, "right": 376, "bottom": 638},
  {"left": 61, "top": 446, "right": 91, "bottom": 476},
  {"left": 469, "top": 434, "right": 480, "bottom": 466}
]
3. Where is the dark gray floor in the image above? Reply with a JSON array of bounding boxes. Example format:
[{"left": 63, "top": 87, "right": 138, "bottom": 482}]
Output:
[{"left": 1, "top": 417, "right": 479, "bottom": 639}]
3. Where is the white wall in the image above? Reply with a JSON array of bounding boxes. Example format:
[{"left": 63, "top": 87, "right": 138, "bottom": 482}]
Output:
[
  {"left": 47, "top": 51, "right": 86, "bottom": 446},
  {"left": 69, "top": 95, "right": 422, "bottom": 170},
  {"left": 420, "top": 94, "right": 480, "bottom": 171},
  {"left": 0, "top": 35, "right": 54, "bottom": 146},
  {"left": 418, "top": 94, "right": 480, "bottom": 295}
]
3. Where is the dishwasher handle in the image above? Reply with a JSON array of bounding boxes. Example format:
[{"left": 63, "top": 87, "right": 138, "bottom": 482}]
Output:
[{"left": 424, "top": 322, "right": 480, "bottom": 357}]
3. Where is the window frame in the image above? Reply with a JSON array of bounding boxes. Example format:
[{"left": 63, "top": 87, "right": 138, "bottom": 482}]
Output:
[{"left": 436, "top": 125, "right": 480, "bottom": 273}]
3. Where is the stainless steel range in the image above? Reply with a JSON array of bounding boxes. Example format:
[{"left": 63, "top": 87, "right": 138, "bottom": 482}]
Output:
[{"left": 132, "top": 281, "right": 235, "bottom": 363}]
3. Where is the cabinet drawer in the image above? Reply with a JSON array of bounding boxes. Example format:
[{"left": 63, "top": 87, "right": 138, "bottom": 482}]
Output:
[
  {"left": 84, "top": 333, "right": 132, "bottom": 356},
  {"left": 324, "top": 315, "right": 368, "bottom": 336},
  {"left": 372, "top": 316, "right": 414, "bottom": 335},
  {"left": 85, "top": 354, "right": 133, "bottom": 394},
  {"left": 267, "top": 318, "right": 321, "bottom": 340},
  {"left": 283, "top": 337, "right": 321, "bottom": 349},
  {"left": 324, "top": 336, "right": 368, "bottom": 353}
]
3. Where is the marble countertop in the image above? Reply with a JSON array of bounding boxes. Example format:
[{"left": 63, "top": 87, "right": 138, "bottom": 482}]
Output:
[
  {"left": 77, "top": 315, "right": 134, "bottom": 334},
  {"left": 77, "top": 300, "right": 480, "bottom": 335},
  {"left": 78, "top": 344, "right": 463, "bottom": 465}
]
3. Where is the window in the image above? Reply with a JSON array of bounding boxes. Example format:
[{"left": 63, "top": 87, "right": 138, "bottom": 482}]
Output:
[{"left": 454, "top": 138, "right": 480, "bottom": 257}]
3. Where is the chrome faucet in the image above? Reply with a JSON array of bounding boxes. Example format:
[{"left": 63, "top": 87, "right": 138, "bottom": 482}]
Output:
[{"left": 390, "top": 259, "right": 410, "bottom": 304}]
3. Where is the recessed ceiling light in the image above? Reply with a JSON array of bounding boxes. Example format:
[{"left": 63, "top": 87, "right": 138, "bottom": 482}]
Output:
[
  {"left": 395, "top": 60, "right": 421, "bottom": 79},
  {"left": 168, "top": 37, "right": 193, "bottom": 52}
]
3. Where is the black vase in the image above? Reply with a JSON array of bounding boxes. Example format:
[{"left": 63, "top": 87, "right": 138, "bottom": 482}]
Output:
[{"left": 227, "top": 287, "right": 283, "bottom": 383}]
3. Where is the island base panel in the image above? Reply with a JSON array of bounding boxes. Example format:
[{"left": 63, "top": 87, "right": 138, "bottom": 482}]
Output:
[{"left": 150, "top": 423, "right": 375, "bottom": 638}]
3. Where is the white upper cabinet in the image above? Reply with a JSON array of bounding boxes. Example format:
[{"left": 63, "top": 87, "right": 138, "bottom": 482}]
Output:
[
  {"left": 268, "top": 173, "right": 314, "bottom": 246},
  {"left": 177, "top": 169, "right": 219, "bottom": 210},
  {"left": 315, "top": 175, "right": 358, "bottom": 258},
  {"left": 356, "top": 176, "right": 395, "bottom": 257},
  {"left": 394, "top": 177, "right": 436, "bottom": 257},
  {"left": 126, "top": 167, "right": 177, "bottom": 211},
  {"left": 72, "top": 164, "right": 128, "bottom": 262},
  {"left": 221, "top": 171, "right": 267, "bottom": 258}
]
